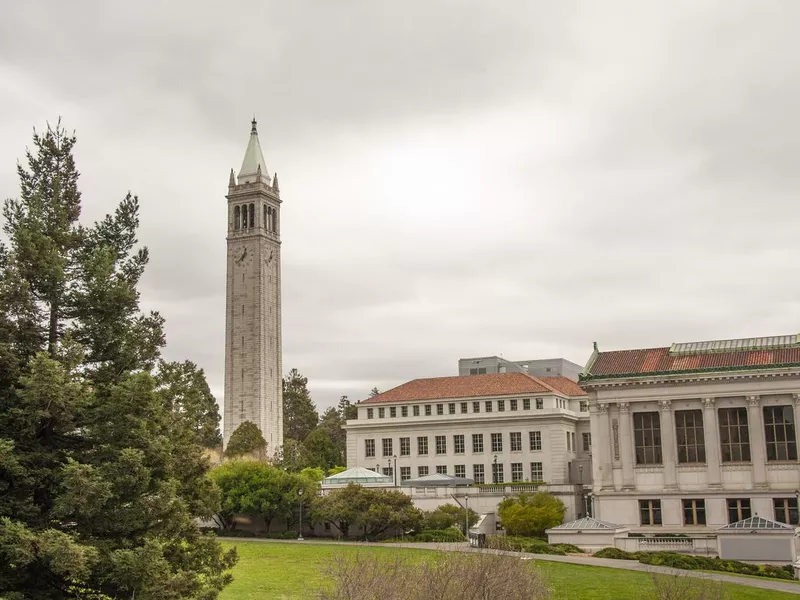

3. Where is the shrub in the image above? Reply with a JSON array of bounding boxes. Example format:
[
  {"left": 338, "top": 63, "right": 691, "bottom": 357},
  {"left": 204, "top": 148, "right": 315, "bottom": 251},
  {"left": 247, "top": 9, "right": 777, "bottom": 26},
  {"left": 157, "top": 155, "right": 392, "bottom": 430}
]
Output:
[
  {"left": 320, "top": 548, "right": 551, "bottom": 599},
  {"left": 383, "top": 527, "right": 466, "bottom": 543},
  {"left": 593, "top": 547, "right": 638, "bottom": 560},
  {"left": 497, "top": 492, "right": 565, "bottom": 537},
  {"left": 486, "top": 535, "right": 567, "bottom": 555}
]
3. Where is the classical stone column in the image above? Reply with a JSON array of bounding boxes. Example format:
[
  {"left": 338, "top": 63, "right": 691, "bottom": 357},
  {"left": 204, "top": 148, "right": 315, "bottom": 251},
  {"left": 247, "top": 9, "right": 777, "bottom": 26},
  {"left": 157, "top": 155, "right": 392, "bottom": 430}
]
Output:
[
  {"left": 747, "top": 395, "right": 768, "bottom": 489},
  {"left": 793, "top": 394, "right": 800, "bottom": 449},
  {"left": 659, "top": 400, "right": 678, "bottom": 490},
  {"left": 619, "top": 402, "right": 635, "bottom": 490},
  {"left": 597, "top": 403, "right": 614, "bottom": 490},
  {"left": 702, "top": 398, "right": 722, "bottom": 489}
]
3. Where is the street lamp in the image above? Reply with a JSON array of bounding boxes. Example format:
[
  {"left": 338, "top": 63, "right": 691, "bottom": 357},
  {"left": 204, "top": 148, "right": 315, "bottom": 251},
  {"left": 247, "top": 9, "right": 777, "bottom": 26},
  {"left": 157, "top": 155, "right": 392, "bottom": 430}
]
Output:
[
  {"left": 578, "top": 464, "right": 584, "bottom": 485},
  {"left": 388, "top": 455, "right": 398, "bottom": 487},
  {"left": 297, "top": 489, "right": 304, "bottom": 541},
  {"left": 464, "top": 494, "right": 470, "bottom": 540},
  {"left": 493, "top": 455, "right": 498, "bottom": 484}
]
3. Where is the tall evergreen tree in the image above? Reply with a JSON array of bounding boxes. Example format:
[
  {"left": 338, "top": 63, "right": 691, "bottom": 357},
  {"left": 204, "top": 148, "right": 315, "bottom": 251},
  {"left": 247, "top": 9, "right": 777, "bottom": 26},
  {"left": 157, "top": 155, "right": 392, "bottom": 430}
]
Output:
[
  {"left": 282, "top": 368, "right": 318, "bottom": 442},
  {"left": 0, "top": 121, "right": 235, "bottom": 599},
  {"left": 318, "top": 406, "right": 346, "bottom": 461}
]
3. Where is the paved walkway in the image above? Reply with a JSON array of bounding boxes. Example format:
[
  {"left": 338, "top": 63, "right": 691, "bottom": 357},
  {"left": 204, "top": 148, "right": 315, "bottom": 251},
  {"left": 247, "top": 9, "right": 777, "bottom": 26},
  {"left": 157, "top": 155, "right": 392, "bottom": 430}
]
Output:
[{"left": 219, "top": 537, "right": 800, "bottom": 595}]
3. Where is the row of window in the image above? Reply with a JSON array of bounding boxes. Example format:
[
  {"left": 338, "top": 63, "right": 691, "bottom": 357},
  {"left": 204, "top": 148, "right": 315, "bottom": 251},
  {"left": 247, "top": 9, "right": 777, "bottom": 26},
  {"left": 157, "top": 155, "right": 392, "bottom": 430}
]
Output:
[
  {"left": 639, "top": 497, "right": 800, "bottom": 526},
  {"left": 233, "top": 203, "right": 278, "bottom": 232},
  {"left": 634, "top": 405, "right": 797, "bottom": 465},
  {"left": 364, "top": 432, "right": 592, "bottom": 458},
  {"left": 378, "top": 462, "right": 546, "bottom": 484},
  {"left": 366, "top": 398, "right": 589, "bottom": 419}
]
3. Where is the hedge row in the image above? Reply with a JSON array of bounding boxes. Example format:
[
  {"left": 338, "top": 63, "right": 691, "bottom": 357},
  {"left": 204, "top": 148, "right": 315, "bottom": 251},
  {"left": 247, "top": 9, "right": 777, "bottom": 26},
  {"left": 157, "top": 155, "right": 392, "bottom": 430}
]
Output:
[
  {"left": 383, "top": 527, "right": 466, "bottom": 543},
  {"left": 593, "top": 548, "right": 795, "bottom": 581},
  {"left": 486, "top": 535, "right": 583, "bottom": 555},
  {"left": 206, "top": 528, "right": 300, "bottom": 539}
]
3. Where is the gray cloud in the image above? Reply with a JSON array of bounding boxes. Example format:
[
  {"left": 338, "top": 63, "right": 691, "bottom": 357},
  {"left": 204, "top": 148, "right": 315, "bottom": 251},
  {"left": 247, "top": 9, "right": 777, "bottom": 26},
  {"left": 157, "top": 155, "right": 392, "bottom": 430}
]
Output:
[{"left": 1, "top": 1, "right": 799, "bottom": 410}]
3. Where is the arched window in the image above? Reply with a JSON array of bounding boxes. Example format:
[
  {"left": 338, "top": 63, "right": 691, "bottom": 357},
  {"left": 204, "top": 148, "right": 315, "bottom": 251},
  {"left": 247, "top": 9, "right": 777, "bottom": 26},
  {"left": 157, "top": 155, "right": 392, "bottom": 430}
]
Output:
[
  {"left": 234, "top": 205, "right": 240, "bottom": 230},
  {"left": 272, "top": 208, "right": 277, "bottom": 233},
  {"left": 241, "top": 204, "right": 248, "bottom": 228},
  {"left": 249, "top": 204, "right": 255, "bottom": 229},
  {"left": 263, "top": 204, "right": 267, "bottom": 228}
]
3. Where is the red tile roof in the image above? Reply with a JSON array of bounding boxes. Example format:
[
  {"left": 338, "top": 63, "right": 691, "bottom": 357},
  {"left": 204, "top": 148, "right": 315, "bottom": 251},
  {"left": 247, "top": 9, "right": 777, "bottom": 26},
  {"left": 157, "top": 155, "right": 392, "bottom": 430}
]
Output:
[
  {"left": 362, "top": 372, "right": 586, "bottom": 404},
  {"left": 586, "top": 346, "right": 800, "bottom": 379}
]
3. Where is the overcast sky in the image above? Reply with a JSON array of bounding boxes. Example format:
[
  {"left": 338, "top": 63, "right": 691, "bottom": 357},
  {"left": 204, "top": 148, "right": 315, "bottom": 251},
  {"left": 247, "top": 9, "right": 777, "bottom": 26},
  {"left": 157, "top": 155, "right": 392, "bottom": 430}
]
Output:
[{"left": 2, "top": 1, "right": 799, "bottom": 411}]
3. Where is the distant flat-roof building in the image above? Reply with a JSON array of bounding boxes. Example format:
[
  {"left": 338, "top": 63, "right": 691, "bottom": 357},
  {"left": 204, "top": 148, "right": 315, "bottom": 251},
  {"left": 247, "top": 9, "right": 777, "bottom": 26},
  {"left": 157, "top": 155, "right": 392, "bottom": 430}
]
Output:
[
  {"left": 458, "top": 356, "right": 582, "bottom": 382},
  {"left": 581, "top": 334, "right": 800, "bottom": 533}
]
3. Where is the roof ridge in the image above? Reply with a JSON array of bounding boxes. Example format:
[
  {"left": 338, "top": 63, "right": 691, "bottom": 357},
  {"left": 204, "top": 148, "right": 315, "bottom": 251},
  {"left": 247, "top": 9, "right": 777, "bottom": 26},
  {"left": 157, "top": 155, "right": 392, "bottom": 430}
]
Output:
[{"left": 520, "top": 371, "right": 562, "bottom": 395}]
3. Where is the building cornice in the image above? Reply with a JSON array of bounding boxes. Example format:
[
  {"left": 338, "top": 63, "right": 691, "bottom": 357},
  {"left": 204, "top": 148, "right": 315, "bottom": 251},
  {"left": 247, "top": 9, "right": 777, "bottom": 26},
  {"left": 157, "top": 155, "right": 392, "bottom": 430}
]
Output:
[{"left": 581, "top": 366, "right": 800, "bottom": 390}]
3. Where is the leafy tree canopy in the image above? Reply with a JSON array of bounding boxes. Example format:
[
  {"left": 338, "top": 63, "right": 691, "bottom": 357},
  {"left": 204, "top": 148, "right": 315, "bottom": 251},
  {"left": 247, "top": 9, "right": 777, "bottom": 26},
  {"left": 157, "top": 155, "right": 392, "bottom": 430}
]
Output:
[
  {"left": 0, "top": 120, "right": 233, "bottom": 599},
  {"left": 497, "top": 492, "right": 565, "bottom": 537},
  {"left": 303, "top": 426, "right": 341, "bottom": 470},
  {"left": 225, "top": 420, "right": 266, "bottom": 459}
]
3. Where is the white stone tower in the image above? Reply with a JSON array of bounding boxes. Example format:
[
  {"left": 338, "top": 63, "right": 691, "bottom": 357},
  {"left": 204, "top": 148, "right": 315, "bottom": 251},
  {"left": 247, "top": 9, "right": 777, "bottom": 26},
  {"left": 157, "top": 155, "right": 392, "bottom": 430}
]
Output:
[{"left": 223, "top": 118, "right": 283, "bottom": 454}]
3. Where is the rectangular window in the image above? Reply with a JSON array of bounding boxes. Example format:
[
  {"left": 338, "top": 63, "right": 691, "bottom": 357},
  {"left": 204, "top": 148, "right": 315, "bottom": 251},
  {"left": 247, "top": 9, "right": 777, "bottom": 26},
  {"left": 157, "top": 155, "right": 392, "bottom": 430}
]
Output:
[
  {"left": 719, "top": 408, "right": 750, "bottom": 462},
  {"left": 530, "top": 431, "right": 542, "bottom": 451},
  {"left": 485, "top": 401, "right": 493, "bottom": 413},
  {"left": 473, "top": 401, "right": 480, "bottom": 413},
  {"left": 382, "top": 438, "right": 393, "bottom": 457},
  {"left": 510, "top": 399, "right": 518, "bottom": 411},
  {"left": 523, "top": 398, "right": 531, "bottom": 410},
  {"left": 493, "top": 462, "right": 504, "bottom": 484},
  {"left": 425, "top": 405, "right": 432, "bottom": 416},
  {"left": 472, "top": 433, "right": 484, "bottom": 453},
  {"left": 639, "top": 499, "right": 663, "bottom": 526},
  {"left": 413, "top": 405, "right": 420, "bottom": 416},
  {"left": 378, "top": 407, "right": 385, "bottom": 418},
  {"left": 365, "top": 439, "right": 375, "bottom": 458},
  {"left": 566, "top": 431, "right": 571, "bottom": 451},
  {"left": 418, "top": 436, "right": 428, "bottom": 456},
  {"left": 634, "top": 411, "right": 663, "bottom": 465},
  {"left": 367, "top": 408, "right": 374, "bottom": 419},
  {"left": 727, "top": 498, "right": 751, "bottom": 523},
  {"left": 418, "top": 466, "right": 429, "bottom": 477},
  {"left": 449, "top": 403, "right": 456, "bottom": 415},
  {"left": 491, "top": 433, "right": 503, "bottom": 452},
  {"left": 390, "top": 407, "right": 396, "bottom": 418},
  {"left": 764, "top": 405, "right": 798, "bottom": 461},
  {"left": 510, "top": 432, "right": 522, "bottom": 452},
  {"left": 400, "top": 466, "right": 411, "bottom": 482},
  {"left": 460, "top": 402, "right": 468, "bottom": 414},
  {"left": 774, "top": 498, "right": 800, "bottom": 525},
  {"left": 498, "top": 400, "right": 505, "bottom": 412},
  {"left": 583, "top": 432, "right": 592, "bottom": 452},
  {"left": 473, "top": 464, "right": 485, "bottom": 484},
  {"left": 536, "top": 398, "right": 543, "bottom": 409},
  {"left": 399, "top": 437, "right": 410, "bottom": 456},
  {"left": 580, "top": 401, "right": 588, "bottom": 412},
  {"left": 401, "top": 406, "right": 408, "bottom": 417},
  {"left": 454, "top": 434, "right": 465, "bottom": 454},
  {"left": 437, "top": 404, "right": 444, "bottom": 416},
  {"left": 435, "top": 435, "right": 447, "bottom": 455},
  {"left": 572, "top": 432, "right": 576, "bottom": 452},
  {"left": 530, "top": 462, "right": 543, "bottom": 481},
  {"left": 454, "top": 464, "right": 466, "bottom": 478},
  {"left": 436, "top": 465, "right": 447, "bottom": 474},
  {"left": 382, "top": 467, "right": 393, "bottom": 477},
  {"left": 682, "top": 499, "right": 706, "bottom": 525},
  {"left": 675, "top": 409, "right": 705, "bottom": 463},
  {"left": 511, "top": 462, "right": 523, "bottom": 482}
]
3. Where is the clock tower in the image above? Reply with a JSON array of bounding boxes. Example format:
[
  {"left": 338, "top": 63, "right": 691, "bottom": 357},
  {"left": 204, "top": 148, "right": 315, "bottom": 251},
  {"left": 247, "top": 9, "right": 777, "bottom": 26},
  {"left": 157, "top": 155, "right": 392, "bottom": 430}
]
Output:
[{"left": 223, "top": 119, "right": 283, "bottom": 454}]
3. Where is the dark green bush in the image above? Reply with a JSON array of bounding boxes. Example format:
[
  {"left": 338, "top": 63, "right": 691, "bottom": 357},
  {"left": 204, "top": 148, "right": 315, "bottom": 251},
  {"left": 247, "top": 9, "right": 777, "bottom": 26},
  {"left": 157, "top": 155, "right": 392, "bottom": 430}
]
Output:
[
  {"left": 486, "top": 535, "right": 566, "bottom": 555},
  {"left": 551, "top": 543, "right": 584, "bottom": 554},
  {"left": 207, "top": 529, "right": 300, "bottom": 539},
  {"left": 594, "top": 549, "right": 794, "bottom": 580},
  {"left": 383, "top": 527, "right": 465, "bottom": 543}
]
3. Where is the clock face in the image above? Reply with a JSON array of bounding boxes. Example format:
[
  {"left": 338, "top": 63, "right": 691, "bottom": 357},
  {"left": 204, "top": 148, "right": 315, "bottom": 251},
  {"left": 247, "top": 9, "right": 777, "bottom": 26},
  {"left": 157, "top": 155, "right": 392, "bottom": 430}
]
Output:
[{"left": 235, "top": 246, "right": 248, "bottom": 264}]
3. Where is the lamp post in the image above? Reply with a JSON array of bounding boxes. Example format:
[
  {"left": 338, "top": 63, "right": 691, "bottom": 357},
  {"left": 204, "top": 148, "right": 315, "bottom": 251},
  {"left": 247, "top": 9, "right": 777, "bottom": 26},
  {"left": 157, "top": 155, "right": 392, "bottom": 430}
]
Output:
[
  {"left": 464, "top": 494, "right": 470, "bottom": 541},
  {"left": 388, "top": 455, "right": 398, "bottom": 487},
  {"left": 297, "top": 489, "right": 304, "bottom": 541},
  {"left": 578, "top": 464, "right": 583, "bottom": 484},
  {"left": 493, "top": 455, "right": 498, "bottom": 484}
]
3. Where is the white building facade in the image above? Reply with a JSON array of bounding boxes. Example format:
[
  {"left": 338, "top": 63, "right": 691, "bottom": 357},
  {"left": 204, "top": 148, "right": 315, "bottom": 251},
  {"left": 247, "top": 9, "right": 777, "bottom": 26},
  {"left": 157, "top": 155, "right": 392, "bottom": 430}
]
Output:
[
  {"left": 582, "top": 335, "right": 800, "bottom": 534},
  {"left": 345, "top": 370, "right": 591, "bottom": 492},
  {"left": 223, "top": 120, "right": 284, "bottom": 453}
]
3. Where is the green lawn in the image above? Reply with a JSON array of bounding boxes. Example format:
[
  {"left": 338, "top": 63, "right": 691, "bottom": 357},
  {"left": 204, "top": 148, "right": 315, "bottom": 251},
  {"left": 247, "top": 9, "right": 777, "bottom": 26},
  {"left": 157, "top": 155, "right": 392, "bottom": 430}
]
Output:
[{"left": 219, "top": 541, "right": 799, "bottom": 600}]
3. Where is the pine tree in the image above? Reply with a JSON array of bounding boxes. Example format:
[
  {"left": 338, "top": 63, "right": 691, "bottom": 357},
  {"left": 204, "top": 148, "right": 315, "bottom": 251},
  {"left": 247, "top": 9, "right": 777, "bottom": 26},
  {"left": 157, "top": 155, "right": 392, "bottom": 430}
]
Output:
[
  {"left": 282, "top": 368, "right": 318, "bottom": 442},
  {"left": 0, "top": 121, "right": 235, "bottom": 599}
]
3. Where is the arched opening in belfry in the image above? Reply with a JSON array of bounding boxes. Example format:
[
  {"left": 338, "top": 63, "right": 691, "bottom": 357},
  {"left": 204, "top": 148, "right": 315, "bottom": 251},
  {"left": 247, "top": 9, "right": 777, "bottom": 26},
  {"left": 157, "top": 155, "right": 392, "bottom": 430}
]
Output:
[
  {"left": 271, "top": 208, "right": 277, "bottom": 233},
  {"left": 249, "top": 204, "right": 255, "bottom": 229},
  {"left": 234, "top": 205, "right": 240, "bottom": 230},
  {"left": 241, "top": 204, "right": 248, "bottom": 228},
  {"left": 263, "top": 203, "right": 267, "bottom": 228}
]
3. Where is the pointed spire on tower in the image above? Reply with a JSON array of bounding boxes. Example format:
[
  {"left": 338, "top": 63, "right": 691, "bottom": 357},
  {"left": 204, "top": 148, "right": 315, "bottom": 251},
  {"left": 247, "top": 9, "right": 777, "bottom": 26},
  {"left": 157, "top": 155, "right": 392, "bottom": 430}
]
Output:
[
  {"left": 229, "top": 168, "right": 236, "bottom": 186},
  {"left": 238, "top": 117, "right": 270, "bottom": 184},
  {"left": 272, "top": 172, "right": 279, "bottom": 192}
]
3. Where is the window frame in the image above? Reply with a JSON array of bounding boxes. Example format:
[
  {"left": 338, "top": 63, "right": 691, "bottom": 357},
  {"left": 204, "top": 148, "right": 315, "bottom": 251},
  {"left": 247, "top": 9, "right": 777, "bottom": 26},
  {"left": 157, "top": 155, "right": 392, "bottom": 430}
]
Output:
[
  {"left": 719, "top": 408, "right": 751, "bottom": 463},
  {"left": 764, "top": 405, "right": 798, "bottom": 461},
  {"left": 435, "top": 435, "right": 447, "bottom": 455},
  {"left": 510, "top": 431, "right": 522, "bottom": 452},
  {"left": 491, "top": 432, "right": 503, "bottom": 452},
  {"left": 454, "top": 434, "right": 465, "bottom": 454},
  {"left": 675, "top": 409, "right": 706, "bottom": 464},
  {"left": 774, "top": 497, "right": 800, "bottom": 525},
  {"left": 530, "top": 431, "right": 542, "bottom": 451},
  {"left": 530, "top": 462, "right": 543, "bottom": 481},
  {"left": 365, "top": 438, "right": 375, "bottom": 458},
  {"left": 399, "top": 437, "right": 410, "bottom": 456},
  {"left": 633, "top": 411, "right": 663, "bottom": 465},
  {"left": 417, "top": 436, "right": 429, "bottom": 456},
  {"left": 511, "top": 462, "right": 523, "bottom": 482},
  {"left": 639, "top": 499, "right": 663, "bottom": 526},
  {"left": 473, "top": 464, "right": 485, "bottom": 484},
  {"left": 582, "top": 432, "right": 592, "bottom": 452},
  {"left": 382, "top": 438, "right": 393, "bottom": 457},
  {"left": 727, "top": 498, "right": 752, "bottom": 523},
  {"left": 472, "top": 433, "right": 484, "bottom": 453},
  {"left": 682, "top": 499, "right": 706, "bottom": 526}
]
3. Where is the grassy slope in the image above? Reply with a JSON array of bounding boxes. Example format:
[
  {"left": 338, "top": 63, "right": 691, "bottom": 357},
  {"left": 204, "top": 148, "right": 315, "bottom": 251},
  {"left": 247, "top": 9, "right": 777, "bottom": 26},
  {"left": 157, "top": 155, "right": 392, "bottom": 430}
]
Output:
[{"left": 219, "top": 541, "right": 799, "bottom": 600}]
